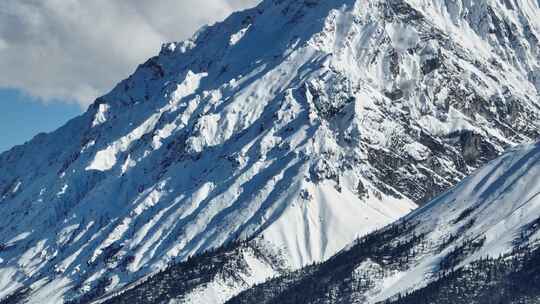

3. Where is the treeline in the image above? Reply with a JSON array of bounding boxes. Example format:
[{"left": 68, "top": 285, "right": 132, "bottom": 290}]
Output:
[{"left": 384, "top": 245, "right": 540, "bottom": 304}]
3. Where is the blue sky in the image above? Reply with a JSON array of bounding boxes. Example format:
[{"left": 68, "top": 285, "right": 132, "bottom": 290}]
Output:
[{"left": 0, "top": 89, "right": 82, "bottom": 153}]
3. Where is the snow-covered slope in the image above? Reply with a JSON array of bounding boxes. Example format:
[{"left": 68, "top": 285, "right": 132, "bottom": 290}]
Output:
[
  {"left": 227, "top": 141, "right": 540, "bottom": 304},
  {"left": 1, "top": 0, "right": 539, "bottom": 303}
]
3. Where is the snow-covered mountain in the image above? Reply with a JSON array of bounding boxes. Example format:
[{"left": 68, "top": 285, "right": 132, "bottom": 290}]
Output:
[
  {"left": 1, "top": 0, "right": 539, "bottom": 303},
  {"left": 223, "top": 141, "right": 540, "bottom": 304},
  {"left": 95, "top": 141, "right": 540, "bottom": 304}
]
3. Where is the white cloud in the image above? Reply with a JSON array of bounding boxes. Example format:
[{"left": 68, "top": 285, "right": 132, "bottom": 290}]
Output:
[{"left": 0, "top": 0, "right": 259, "bottom": 107}]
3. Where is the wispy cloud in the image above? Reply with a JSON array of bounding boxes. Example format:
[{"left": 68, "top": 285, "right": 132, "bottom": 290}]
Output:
[{"left": 0, "top": 0, "right": 259, "bottom": 108}]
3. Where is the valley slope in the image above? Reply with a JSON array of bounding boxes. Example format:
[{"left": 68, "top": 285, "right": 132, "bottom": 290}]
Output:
[{"left": 225, "top": 141, "right": 540, "bottom": 304}]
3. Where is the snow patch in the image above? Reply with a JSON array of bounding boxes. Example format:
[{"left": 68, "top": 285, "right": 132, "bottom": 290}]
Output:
[
  {"left": 86, "top": 113, "right": 161, "bottom": 171},
  {"left": 386, "top": 22, "right": 420, "bottom": 51},
  {"left": 92, "top": 104, "right": 110, "bottom": 127},
  {"left": 229, "top": 25, "right": 251, "bottom": 46}
]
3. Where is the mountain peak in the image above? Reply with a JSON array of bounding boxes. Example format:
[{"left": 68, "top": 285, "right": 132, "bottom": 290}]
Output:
[{"left": 1, "top": 0, "right": 539, "bottom": 303}]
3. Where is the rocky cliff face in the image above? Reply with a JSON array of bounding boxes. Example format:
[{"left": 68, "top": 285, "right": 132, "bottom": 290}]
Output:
[{"left": 0, "top": 0, "right": 539, "bottom": 303}]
